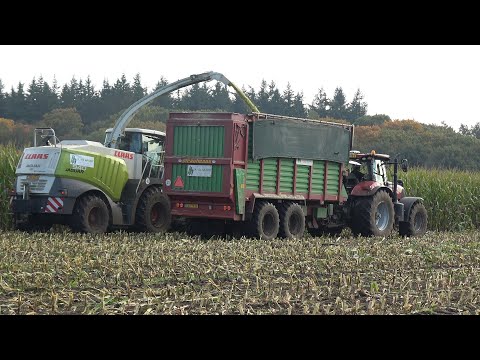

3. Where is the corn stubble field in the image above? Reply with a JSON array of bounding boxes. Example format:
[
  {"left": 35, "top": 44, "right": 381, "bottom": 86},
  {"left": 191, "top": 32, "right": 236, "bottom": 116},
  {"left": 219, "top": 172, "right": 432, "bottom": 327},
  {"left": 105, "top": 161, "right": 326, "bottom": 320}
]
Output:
[
  {"left": 1, "top": 230, "right": 480, "bottom": 315},
  {"left": 2, "top": 145, "right": 480, "bottom": 314}
]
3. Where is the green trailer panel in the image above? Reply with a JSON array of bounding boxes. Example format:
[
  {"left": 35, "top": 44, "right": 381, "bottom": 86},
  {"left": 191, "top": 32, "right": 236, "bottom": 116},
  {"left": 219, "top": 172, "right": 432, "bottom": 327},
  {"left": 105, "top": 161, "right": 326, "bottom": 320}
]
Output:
[
  {"left": 172, "top": 125, "right": 225, "bottom": 192},
  {"left": 173, "top": 126, "right": 225, "bottom": 157},
  {"left": 279, "top": 159, "right": 295, "bottom": 193},
  {"left": 327, "top": 162, "right": 341, "bottom": 196},
  {"left": 234, "top": 168, "right": 246, "bottom": 214},
  {"left": 55, "top": 149, "right": 129, "bottom": 201},
  {"left": 262, "top": 158, "right": 277, "bottom": 193},
  {"left": 172, "top": 164, "right": 223, "bottom": 192},
  {"left": 311, "top": 161, "right": 326, "bottom": 194},
  {"left": 295, "top": 163, "right": 310, "bottom": 193},
  {"left": 246, "top": 160, "right": 260, "bottom": 192}
]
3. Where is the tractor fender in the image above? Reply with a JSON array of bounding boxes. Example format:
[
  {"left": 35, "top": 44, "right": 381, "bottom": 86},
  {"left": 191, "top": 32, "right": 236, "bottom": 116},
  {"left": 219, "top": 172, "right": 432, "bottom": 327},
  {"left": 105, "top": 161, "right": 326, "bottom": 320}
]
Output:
[
  {"left": 351, "top": 181, "right": 392, "bottom": 197},
  {"left": 399, "top": 197, "right": 424, "bottom": 221}
]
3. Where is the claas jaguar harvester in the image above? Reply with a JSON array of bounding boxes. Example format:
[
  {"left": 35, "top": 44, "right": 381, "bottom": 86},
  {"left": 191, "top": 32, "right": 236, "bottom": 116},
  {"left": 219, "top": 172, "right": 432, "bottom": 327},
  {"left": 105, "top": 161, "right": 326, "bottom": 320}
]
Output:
[
  {"left": 163, "top": 113, "right": 427, "bottom": 239},
  {"left": 11, "top": 72, "right": 258, "bottom": 233}
]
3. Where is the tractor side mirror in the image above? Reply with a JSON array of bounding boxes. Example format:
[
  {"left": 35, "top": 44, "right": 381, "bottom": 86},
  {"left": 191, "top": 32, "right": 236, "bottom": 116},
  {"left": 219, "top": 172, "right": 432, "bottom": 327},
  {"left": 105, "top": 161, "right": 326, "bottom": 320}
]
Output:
[{"left": 401, "top": 159, "right": 408, "bottom": 172}]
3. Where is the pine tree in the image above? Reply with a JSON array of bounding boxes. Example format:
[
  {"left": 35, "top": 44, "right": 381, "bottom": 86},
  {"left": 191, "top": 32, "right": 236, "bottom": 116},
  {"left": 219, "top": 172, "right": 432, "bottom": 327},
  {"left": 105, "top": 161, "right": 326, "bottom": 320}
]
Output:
[
  {"left": 267, "top": 81, "right": 282, "bottom": 114},
  {"left": 112, "top": 73, "right": 134, "bottom": 110},
  {"left": 60, "top": 77, "right": 79, "bottom": 108},
  {"left": 348, "top": 89, "right": 367, "bottom": 122},
  {"left": 283, "top": 82, "right": 295, "bottom": 116},
  {"left": 210, "top": 82, "right": 232, "bottom": 111},
  {"left": 132, "top": 73, "right": 146, "bottom": 101},
  {"left": 328, "top": 87, "right": 347, "bottom": 120},
  {"left": 151, "top": 77, "right": 174, "bottom": 109},
  {"left": 310, "top": 87, "right": 329, "bottom": 118},
  {"left": 292, "top": 92, "right": 307, "bottom": 118},
  {"left": 78, "top": 75, "right": 100, "bottom": 125},
  {"left": 232, "top": 86, "right": 250, "bottom": 113},
  {"left": 256, "top": 79, "right": 269, "bottom": 113},
  {"left": 6, "top": 82, "right": 28, "bottom": 120}
]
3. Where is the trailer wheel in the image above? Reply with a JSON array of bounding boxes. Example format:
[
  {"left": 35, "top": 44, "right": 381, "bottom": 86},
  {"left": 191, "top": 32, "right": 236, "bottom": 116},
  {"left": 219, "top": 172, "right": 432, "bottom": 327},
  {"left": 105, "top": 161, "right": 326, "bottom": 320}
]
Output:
[
  {"left": 399, "top": 202, "right": 427, "bottom": 237},
  {"left": 249, "top": 202, "right": 280, "bottom": 240},
  {"left": 351, "top": 190, "right": 394, "bottom": 237},
  {"left": 278, "top": 203, "right": 305, "bottom": 239},
  {"left": 136, "top": 187, "right": 171, "bottom": 233},
  {"left": 71, "top": 194, "right": 110, "bottom": 234}
]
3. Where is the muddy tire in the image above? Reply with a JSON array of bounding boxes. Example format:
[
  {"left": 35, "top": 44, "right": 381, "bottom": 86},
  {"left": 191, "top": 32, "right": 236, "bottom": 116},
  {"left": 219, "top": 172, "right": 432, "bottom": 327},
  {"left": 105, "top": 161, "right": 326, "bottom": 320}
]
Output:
[
  {"left": 399, "top": 202, "right": 428, "bottom": 237},
  {"left": 278, "top": 203, "right": 305, "bottom": 239},
  {"left": 249, "top": 202, "right": 279, "bottom": 240},
  {"left": 71, "top": 194, "right": 110, "bottom": 234},
  {"left": 351, "top": 190, "right": 394, "bottom": 237},
  {"left": 136, "top": 187, "right": 171, "bottom": 233}
]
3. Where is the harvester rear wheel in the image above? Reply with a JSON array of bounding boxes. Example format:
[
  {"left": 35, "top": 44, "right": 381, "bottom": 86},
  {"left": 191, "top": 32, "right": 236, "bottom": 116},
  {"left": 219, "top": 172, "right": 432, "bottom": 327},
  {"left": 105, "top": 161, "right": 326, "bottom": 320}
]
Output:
[
  {"left": 71, "top": 194, "right": 109, "bottom": 234},
  {"left": 136, "top": 187, "right": 171, "bottom": 233},
  {"left": 399, "top": 202, "right": 427, "bottom": 237},
  {"left": 351, "top": 190, "right": 394, "bottom": 237},
  {"left": 249, "top": 202, "right": 280, "bottom": 240},
  {"left": 278, "top": 203, "right": 305, "bottom": 239}
]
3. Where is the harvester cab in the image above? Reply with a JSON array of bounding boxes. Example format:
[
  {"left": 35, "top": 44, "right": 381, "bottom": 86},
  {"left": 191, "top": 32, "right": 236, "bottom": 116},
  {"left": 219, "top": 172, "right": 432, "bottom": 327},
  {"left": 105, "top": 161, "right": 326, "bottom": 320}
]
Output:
[{"left": 104, "top": 128, "right": 166, "bottom": 180}]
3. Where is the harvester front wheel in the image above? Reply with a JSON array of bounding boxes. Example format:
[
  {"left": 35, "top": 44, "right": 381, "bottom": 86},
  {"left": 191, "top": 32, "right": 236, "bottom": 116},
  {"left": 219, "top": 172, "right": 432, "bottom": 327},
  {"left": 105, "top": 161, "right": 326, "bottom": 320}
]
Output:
[
  {"left": 136, "top": 187, "right": 171, "bottom": 233},
  {"left": 71, "top": 194, "right": 110, "bottom": 234},
  {"left": 249, "top": 202, "right": 280, "bottom": 240},
  {"left": 278, "top": 203, "right": 305, "bottom": 239},
  {"left": 399, "top": 202, "right": 428, "bottom": 237},
  {"left": 351, "top": 190, "right": 394, "bottom": 237}
]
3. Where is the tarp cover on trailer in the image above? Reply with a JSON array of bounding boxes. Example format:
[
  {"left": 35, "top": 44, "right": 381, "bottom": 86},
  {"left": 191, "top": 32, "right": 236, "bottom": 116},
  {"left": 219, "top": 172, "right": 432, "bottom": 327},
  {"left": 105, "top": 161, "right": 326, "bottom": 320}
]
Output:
[{"left": 252, "top": 118, "right": 353, "bottom": 163}]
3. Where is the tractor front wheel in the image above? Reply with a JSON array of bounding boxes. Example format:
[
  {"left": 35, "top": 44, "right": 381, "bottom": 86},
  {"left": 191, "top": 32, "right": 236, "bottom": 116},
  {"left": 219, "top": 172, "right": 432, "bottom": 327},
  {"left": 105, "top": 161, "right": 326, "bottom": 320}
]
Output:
[{"left": 399, "top": 202, "right": 428, "bottom": 237}]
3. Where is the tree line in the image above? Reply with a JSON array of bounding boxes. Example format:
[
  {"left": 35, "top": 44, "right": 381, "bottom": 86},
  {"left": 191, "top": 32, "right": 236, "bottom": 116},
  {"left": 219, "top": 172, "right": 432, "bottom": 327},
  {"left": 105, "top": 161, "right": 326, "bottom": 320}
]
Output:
[
  {"left": 2, "top": 73, "right": 480, "bottom": 171},
  {"left": 0, "top": 74, "right": 367, "bottom": 126}
]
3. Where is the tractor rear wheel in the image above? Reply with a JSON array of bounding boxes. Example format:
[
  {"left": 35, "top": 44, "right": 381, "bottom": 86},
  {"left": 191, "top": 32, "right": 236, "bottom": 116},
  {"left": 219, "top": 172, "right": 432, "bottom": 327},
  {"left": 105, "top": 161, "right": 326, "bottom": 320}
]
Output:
[
  {"left": 399, "top": 202, "right": 427, "bottom": 237},
  {"left": 249, "top": 202, "right": 280, "bottom": 240},
  {"left": 351, "top": 190, "right": 394, "bottom": 237},
  {"left": 71, "top": 194, "right": 109, "bottom": 234},
  {"left": 136, "top": 187, "right": 171, "bottom": 233},
  {"left": 278, "top": 203, "right": 305, "bottom": 239}
]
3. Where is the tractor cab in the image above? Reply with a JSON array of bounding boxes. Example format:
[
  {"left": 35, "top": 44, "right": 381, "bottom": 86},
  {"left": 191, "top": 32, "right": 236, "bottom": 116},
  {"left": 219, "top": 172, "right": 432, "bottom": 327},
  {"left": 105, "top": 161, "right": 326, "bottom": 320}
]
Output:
[{"left": 345, "top": 150, "right": 408, "bottom": 196}]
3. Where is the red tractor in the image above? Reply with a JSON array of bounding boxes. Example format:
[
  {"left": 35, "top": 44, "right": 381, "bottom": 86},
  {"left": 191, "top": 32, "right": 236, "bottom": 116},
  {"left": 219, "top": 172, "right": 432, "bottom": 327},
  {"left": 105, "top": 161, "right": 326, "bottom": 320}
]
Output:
[{"left": 344, "top": 150, "right": 428, "bottom": 237}]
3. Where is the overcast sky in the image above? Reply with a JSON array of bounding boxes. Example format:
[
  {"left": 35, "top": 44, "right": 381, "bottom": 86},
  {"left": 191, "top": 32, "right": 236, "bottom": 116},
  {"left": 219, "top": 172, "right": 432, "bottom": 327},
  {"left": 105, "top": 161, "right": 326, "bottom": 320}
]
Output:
[{"left": 1, "top": 45, "right": 479, "bottom": 129}]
